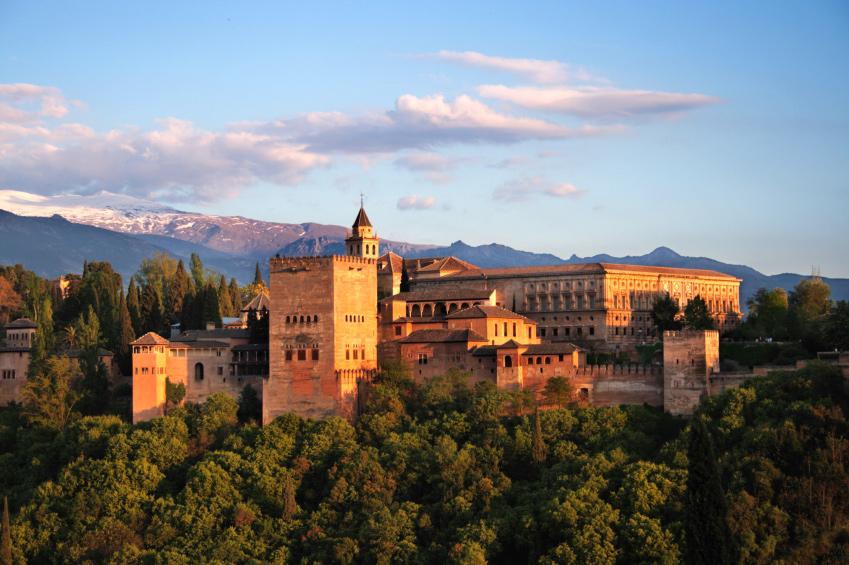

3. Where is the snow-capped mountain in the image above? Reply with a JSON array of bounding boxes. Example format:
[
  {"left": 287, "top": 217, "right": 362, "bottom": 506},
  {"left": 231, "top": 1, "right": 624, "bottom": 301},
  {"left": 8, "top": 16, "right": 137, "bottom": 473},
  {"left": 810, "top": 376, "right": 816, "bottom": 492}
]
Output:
[{"left": 0, "top": 189, "right": 350, "bottom": 256}]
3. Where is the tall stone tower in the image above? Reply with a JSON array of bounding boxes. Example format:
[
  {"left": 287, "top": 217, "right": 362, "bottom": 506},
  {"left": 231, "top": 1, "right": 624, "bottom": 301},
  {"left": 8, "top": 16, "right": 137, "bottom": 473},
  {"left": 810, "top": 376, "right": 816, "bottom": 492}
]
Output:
[
  {"left": 264, "top": 204, "right": 379, "bottom": 424},
  {"left": 662, "top": 329, "right": 720, "bottom": 416},
  {"left": 345, "top": 198, "right": 379, "bottom": 259}
]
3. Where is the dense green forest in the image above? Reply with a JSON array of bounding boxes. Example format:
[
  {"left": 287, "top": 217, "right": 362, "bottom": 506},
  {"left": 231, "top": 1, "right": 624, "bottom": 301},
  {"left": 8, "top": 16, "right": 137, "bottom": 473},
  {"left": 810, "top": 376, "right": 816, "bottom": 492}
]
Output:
[{"left": 0, "top": 362, "right": 846, "bottom": 564}]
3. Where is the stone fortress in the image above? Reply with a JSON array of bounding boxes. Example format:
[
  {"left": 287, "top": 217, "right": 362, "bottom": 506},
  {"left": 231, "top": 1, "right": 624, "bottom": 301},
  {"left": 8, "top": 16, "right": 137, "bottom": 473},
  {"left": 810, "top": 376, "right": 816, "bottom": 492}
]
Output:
[{"left": 4, "top": 201, "right": 819, "bottom": 422}]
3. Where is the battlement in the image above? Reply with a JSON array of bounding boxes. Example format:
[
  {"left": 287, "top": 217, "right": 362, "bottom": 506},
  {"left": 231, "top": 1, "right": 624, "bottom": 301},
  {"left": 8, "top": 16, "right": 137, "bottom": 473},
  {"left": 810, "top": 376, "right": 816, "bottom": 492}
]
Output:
[
  {"left": 567, "top": 363, "right": 661, "bottom": 377},
  {"left": 270, "top": 255, "right": 376, "bottom": 272},
  {"left": 663, "top": 329, "right": 720, "bottom": 340}
]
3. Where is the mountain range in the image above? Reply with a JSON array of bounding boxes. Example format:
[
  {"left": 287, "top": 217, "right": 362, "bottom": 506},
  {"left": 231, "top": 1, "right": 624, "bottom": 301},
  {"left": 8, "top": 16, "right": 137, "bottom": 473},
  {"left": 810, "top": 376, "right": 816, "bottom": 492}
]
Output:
[{"left": 0, "top": 189, "right": 846, "bottom": 307}]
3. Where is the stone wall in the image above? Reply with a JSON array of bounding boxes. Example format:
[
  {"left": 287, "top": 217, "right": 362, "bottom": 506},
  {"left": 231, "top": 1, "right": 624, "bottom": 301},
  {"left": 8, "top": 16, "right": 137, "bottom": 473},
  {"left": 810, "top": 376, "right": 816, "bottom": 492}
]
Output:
[
  {"left": 0, "top": 350, "right": 30, "bottom": 405},
  {"left": 264, "top": 256, "right": 377, "bottom": 423}
]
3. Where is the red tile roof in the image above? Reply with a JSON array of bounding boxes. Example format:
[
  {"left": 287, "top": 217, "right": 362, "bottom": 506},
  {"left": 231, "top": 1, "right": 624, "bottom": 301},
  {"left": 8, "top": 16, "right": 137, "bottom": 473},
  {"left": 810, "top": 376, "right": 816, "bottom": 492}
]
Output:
[
  {"left": 131, "top": 332, "right": 170, "bottom": 345},
  {"left": 398, "top": 328, "right": 488, "bottom": 344},
  {"left": 446, "top": 304, "right": 533, "bottom": 322}
]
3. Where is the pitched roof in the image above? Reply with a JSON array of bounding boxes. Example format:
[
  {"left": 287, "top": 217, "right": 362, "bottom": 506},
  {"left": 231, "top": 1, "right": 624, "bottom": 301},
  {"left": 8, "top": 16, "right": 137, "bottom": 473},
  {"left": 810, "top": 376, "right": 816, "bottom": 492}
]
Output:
[
  {"left": 352, "top": 206, "right": 372, "bottom": 228},
  {"left": 398, "top": 328, "right": 488, "bottom": 344},
  {"left": 242, "top": 291, "right": 270, "bottom": 312},
  {"left": 132, "top": 332, "right": 170, "bottom": 345},
  {"left": 441, "top": 262, "right": 738, "bottom": 281},
  {"left": 524, "top": 342, "right": 582, "bottom": 355},
  {"left": 497, "top": 339, "right": 524, "bottom": 349},
  {"left": 5, "top": 318, "right": 37, "bottom": 329},
  {"left": 377, "top": 252, "right": 403, "bottom": 273},
  {"left": 415, "top": 256, "right": 478, "bottom": 273},
  {"left": 381, "top": 287, "right": 494, "bottom": 303},
  {"left": 470, "top": 345, "right": 497, "bottom": 357},
  {"left": 446, "top": 304, "right": 532, "bottom": 321},
  {"left": 171, "top": 328, "right": 250, "bottom": 341}
]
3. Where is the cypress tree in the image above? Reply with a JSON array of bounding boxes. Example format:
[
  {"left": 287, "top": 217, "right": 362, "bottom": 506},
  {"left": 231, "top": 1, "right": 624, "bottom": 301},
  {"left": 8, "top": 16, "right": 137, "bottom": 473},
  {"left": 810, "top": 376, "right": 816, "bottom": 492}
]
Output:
[
  {"left": 218, "top": 275, "right": 234, "bottom": 318},
  {"left": 253, "top": 262, "right": 264, "bottom": 287},
  {"left": 140, "top": 284, "right": 163, "bottom": 335},
  {"left": 229, "top": 278, "right": 242, "bottom": 313},
  {"left": 170, "top": 260, "right": 192, "bottom": 324},
  {"left": 202, "top": 283, "right": 221, "bottom": 328},
  {"left": 685, "top": 418, "right": 733, "bottom": 565},
  {"left": 532, "top": 407, "right": 547, "bottom": 464},
  {"left": 117, "top": 291, "right": 135, "bottom": 374},
  {"left": 399, "top": 261, "right": 410, "bottom": 292},
  {"left": 282, "top": 476, "right": 298, "bottom": 520},
  {"left": 1, "top": 496, "right": 11, "bottom": 565},
  {"left": 127, "top": 279, "right": 142, "bottom": 335},
  {"left": 190, "top": 253, "right": 205, "bottom": 289},
  {"left": 34, "top": 296, "right": 54, "bottom": 355}
]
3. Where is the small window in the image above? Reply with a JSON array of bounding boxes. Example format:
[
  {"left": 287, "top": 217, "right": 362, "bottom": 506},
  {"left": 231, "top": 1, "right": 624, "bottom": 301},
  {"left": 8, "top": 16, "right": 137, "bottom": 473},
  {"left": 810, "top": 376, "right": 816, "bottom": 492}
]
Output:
[
  {"left": 297, "top": 350, "right": 306, "bottom": 361},
  {"left": 285, "top": 350, "right": 293, "bottom": 361},
  {"left": 217, "top": 366, "right": 223, "bottom": 375},
  {"left": 395, "top": 326, "right": 402, "bottom": 336},
  {"left": 353, "top": 349, "right": 358, "bottom": 360},
  {"left": 312, "top": 349, "right": 319, "bottom": 361},
  {"left": 346, "top": 350, "right": 350, "bottom": 360},
  {"left": 545, "top": 357, "right": 551, "bottom": 365}
]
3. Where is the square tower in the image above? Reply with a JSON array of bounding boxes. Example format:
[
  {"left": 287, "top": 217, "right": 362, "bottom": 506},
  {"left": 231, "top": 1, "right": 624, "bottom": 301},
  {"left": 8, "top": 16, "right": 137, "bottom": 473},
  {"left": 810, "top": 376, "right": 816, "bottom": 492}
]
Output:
[
  {"left": 264, "top": 255, "right": 377, "bottom": 423},
  {"left": 662, "top": 329, "right": 720, "bottom": 416}
]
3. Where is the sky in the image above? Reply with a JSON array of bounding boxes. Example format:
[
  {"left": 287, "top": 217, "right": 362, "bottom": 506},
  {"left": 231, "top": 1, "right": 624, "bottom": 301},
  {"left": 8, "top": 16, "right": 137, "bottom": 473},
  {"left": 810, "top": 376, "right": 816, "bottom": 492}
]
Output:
[{"left": 1, "top": 1, "right": 848, "bottom": 276}]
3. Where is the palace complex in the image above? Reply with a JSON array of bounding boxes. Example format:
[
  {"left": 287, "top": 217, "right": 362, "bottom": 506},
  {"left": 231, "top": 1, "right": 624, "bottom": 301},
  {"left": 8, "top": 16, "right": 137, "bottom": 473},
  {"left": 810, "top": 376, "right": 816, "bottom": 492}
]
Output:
[{"left": 0, "top": 202, "right": 770, "bottom": 423}]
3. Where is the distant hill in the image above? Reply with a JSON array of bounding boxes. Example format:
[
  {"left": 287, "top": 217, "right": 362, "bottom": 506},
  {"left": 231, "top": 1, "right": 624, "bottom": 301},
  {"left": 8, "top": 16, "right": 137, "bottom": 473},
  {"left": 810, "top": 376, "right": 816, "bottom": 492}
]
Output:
[
  {"left": 2, "top": 190, "right": 847, "bottom": 309},
  {"left": 0, "top": 210, "right": 256, "bottom": 283}
]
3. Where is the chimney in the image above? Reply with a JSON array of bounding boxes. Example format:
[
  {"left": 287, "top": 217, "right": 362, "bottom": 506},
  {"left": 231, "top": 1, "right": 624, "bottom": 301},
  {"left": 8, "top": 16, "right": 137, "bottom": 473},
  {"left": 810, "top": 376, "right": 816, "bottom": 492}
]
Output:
[{"left": 170, "top": 324, "right": 181, "bottom": 339}]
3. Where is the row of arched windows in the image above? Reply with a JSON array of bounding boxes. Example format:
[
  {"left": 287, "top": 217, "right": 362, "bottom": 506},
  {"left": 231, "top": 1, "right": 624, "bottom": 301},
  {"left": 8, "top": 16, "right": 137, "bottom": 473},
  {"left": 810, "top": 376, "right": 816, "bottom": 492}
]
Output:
[
  {"left": 285, "top": 315, "right": 318, "bottom": 324},
  {"left": 345, "top": 314, "right": 365, "bottom": 323}
]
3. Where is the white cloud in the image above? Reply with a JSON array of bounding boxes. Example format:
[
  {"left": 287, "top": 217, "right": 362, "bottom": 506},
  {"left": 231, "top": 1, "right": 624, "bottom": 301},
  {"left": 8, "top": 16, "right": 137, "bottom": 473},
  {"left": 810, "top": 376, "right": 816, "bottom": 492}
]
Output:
[
  {"left": 0, "top": 83, "right": 73, "bottom": 121},
  {"left": 0, "top": 116, "right": 328, "bottom": 201},
  {"left": 428, "top": 51, "right": 581, "bottom": 84},
  {"left": 493, "top": 176, "right": 586, "bottom": 202},
  {"left": 294, "top": 94, "right": 586, "bottom": 153},
  {"left": 478, "top": 84, "right": 720, "bottom": 117},
  {"left": 397, "top": 194, "right": 438, "bottom": 210}
]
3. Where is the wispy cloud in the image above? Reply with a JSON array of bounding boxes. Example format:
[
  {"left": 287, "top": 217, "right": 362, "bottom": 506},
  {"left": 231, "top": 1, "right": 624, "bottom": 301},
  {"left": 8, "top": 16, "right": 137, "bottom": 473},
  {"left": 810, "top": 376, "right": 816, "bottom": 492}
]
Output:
[
  {"left": 394, "top": 151, "right": 468, "bottom": 183},
  {"left": 493, "top": 176, "right": 586, "bottom": 202},
  {"left": 290, "top": 94, "right": 591, "bottom": 153},
  {"left": 397, "top": 194, "right": 438, "bottom": 210},
  {"left": 478, "top": 85, "right": 720, "bottom": 117},
  {"left": 427, "top": 50, "right": 592, "bottom": 84}
]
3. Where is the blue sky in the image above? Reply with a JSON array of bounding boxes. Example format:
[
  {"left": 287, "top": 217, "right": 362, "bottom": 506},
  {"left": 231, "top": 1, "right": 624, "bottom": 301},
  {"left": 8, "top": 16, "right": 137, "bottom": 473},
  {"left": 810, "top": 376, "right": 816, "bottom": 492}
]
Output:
[{"left": 1, "top": 1, "right": 848, "bottom": 276}]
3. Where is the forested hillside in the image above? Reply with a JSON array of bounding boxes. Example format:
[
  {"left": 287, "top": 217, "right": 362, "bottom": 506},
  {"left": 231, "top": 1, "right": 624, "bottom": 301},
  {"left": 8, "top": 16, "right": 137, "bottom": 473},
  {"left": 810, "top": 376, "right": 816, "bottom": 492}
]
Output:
[{"left": 0, "top": 363, "right": 846, "bottom": 564}]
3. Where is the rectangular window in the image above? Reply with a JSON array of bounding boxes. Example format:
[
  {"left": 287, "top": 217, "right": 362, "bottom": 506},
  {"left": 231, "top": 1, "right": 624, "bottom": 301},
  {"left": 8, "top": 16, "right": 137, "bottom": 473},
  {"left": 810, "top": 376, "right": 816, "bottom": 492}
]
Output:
[
  {"left": 512, "top": 323, "right": 516, "bottom": 337},
  {"left": 540, "top": 328, "right": 546, "bottom": 337},
  {"left": 217, "top": 366, "right": 223, "bottom": 375},
  {"left": 346, "top": 350, "right": 350, "bottom": 360},
  {"left": 418, "top": 353, "right": 428, "bottom": 365},
  {"left": 577, "top": 327, "right": 583, "bottom": 336},
  {"left": 553, "top": 328, "right": 559, "bottom": 336},
  {"left": 558, "top": 354, "right": 564, "bottom": 362},
  {"left": 353, "top": 349, "right": 358, "bottom": 360},
  {"left": 312, "top": 349, "right": 319, "bottom": 361},
  {"left": 285, "top": 350, "right": 293, "bottom": 361},
  {"left": 589, "top": 327, "right": 595, "bottom": 336},
  {"left": 395, "top": 326, "right": 402, "bottom": 336},
  {"left": 297, "top": 350, "right": 306, "bottom": 361}
]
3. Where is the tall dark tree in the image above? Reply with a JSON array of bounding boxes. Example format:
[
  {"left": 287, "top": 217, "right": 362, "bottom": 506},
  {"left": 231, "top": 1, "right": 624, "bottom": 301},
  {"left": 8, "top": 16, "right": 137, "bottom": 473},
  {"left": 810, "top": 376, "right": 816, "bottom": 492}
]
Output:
[
  {"left": 652, "top": 293, "right": 682, "bottom": 335},
  {"left": 532, "top": 408, "right": 547, "bottom": 464},
  {"left": 190, "top": 252, "right": 205, "bottom": 290},
  {"left": 202, "top": 283, "right": 221, "bottom": 328},
  {"left": 684, "top": 295, "right": 715, "bottom": 330},
  {"left": 253, "top": 262, "right": 264, "bottom": 287},
  {"left": 399, "top": 261, "right": 411, "bottom": 293},
  {"left": 218, "top": 275, "right": 234, "bottom": 318},
  {"left": 116, "top": 291, "right": 135, "bottom": 375},
  {"left": 140, "top": 284, "right": 163, "bottom": 335},
  {"left": 169, "top": 260, "right": 192, "bottom": 326},
  {"left": 126, "top": 278, "right": 142, "bottom": 336},
  {"left": 282, "top": 476, "right": 298, "bottom": 521},
  {"left": 746, "top": 287, "right": 789, "bottom": 339},
  {"left": 228, "top": 278, "right": 242, "bottom": 313},
  {"left": 1, "top": 496, "right": 11, "bottom": 565},
  {"left": 685, "top": 418, "right": 733, "bottom": 565},
  {"left": 824, "top": 300, "right": 849, "bottom": 351}
]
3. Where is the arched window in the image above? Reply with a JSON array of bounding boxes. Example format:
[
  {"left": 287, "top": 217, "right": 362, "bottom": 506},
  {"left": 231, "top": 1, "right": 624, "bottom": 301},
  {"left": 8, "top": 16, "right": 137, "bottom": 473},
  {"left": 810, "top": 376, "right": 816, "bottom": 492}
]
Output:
[
  {"left": 505, "top": 355, "right": 513, "bottom": 368},
  {"left": 423, "top": 304, "right": 433, "bottom": 317},
  {"left": 536, "top": 357, "right": 542, "bottom": 365},
  {"left": 300, "top": 315, "right": 304, "bottom": 323},
  {"left": 461, "top": 303, "right": 469, "bottom": 309},
  {"left": 194, "top": 362, "right": 204, "bottom": 381},
  {"left": 412, "top": 304, "right": 421, "bottom": 317},
  {"left": 286, "top": 316, "right": 290, "bottom": 323},
  {"left": 314, "top": 315, "right": 319, "bottom": 323}
]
